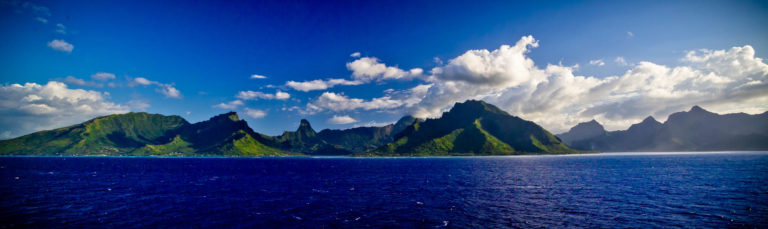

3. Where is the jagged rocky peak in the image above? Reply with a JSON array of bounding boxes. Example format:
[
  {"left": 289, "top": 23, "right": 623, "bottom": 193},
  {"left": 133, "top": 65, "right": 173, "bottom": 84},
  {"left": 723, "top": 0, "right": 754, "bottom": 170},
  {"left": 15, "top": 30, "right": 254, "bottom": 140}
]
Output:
[
  {"left": 295, "top": 119, "right": 318, "bottom": 138},
  {"left": 298, "top": 119, "right": 313, "bottom": 130}
]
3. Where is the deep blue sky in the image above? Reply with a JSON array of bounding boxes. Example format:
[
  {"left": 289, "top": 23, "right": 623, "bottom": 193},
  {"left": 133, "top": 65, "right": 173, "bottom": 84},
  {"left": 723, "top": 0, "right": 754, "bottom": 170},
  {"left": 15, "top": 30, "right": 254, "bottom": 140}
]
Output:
[{"left": 1, "top": 0, "right": 767, "bottom": 136}]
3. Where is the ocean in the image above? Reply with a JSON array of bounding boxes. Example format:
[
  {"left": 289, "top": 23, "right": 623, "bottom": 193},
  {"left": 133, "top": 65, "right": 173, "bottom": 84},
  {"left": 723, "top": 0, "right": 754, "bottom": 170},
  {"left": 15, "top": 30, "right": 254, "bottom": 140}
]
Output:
[{"left": 1, "top": 152, "right": 767, "bottom": 228}]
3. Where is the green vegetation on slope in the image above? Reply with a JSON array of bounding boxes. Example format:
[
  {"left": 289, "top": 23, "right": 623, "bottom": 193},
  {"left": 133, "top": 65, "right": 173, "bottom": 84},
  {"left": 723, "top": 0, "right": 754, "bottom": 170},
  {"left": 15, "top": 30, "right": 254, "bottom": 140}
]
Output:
[
  {"left": 363, "top": 100, "right": 579, "bottom": 156},
  {"left": 0, "top": 112, "right": 285, "bottom": 156}
]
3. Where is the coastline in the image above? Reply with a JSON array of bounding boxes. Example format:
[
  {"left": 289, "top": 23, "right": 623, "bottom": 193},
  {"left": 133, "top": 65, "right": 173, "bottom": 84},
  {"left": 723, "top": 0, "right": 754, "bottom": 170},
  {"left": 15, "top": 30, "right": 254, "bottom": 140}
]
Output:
[{"left": 2, "top": 150, "right": 766, "bottom": 159}]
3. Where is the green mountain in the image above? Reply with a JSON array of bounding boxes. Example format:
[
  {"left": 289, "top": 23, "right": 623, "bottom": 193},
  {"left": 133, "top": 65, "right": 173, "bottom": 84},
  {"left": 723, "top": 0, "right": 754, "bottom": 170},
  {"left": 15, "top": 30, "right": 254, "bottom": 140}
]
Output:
[
  {"left": 0, "top": 112, "right": 284, "bottom": 156},
  {"left": 317, "top": 115, "right": 417, "bottom": 154},
  {"left": 0, "top": 101, "right": 582, "bottom": 156},
  {"left": 363, "top": 100, "right": 578, "bottom": 156},
  {"left": 276, "top": 119, "right": 350, "bottom": 155}
]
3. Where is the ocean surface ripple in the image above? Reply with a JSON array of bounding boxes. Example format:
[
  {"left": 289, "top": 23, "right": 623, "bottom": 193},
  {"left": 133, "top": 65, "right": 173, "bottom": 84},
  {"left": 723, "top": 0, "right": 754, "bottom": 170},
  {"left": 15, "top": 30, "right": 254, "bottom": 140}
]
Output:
[{"left": 1, "top": 152, "right": 767, "bottom": 228}]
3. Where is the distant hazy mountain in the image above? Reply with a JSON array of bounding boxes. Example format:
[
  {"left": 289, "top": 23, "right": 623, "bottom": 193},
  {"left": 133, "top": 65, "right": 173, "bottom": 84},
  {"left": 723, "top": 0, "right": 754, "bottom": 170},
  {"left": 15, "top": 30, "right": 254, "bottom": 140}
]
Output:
[
  {"left": 559, "top": 106, "right": 768, "bottom": 151},
  {"left": 556, "top": 120, "right": 606, "bottom": 145},
  {"left": 0, "top": 112, "right": 284, "bottom": 156},
  {"left": 317, "top": 116, "right": 417, "bottom": 154},
  {"left": 364, "top": 100, "right": 577, "bottom": 156}
]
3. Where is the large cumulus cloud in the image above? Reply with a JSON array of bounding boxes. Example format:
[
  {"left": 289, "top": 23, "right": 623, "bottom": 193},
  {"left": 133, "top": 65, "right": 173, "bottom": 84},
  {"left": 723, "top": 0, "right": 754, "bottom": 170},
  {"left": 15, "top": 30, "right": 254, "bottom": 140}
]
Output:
[
  {"left": 412, "top": 36, "right": 768, "bottom": 132},
  {"left": 0, "top": 81, "right": 129, "bottom": 139},
  {"left": 299, "top": 35, "right": 768, "bottom": 133}
]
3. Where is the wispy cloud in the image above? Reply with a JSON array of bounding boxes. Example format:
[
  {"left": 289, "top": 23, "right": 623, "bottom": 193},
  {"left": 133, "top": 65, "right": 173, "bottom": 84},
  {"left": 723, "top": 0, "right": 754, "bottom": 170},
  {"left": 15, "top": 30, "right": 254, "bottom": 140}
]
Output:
[
  {"left": 55, "top": 23, "right": 67, "bottom": 34},
  {"left": 328, "top": 115, "right": 358, "bottom": 124},
  {"left": 236, "top": 90, "right": 290, "bottom": 100},
  {"left": 286, "top": 78, "right": 362, "bottom": 92},
  {"left": 347, "top": 57, "right": 424, "bottom": 82},
  {"left": 244, "top": 108, "right": 266, "bottom": 119},
  {"left": 91, "top": 72, "right": 116, "bottom": 81},
  {"left": 62, "top": 76, "right": 103, "bottom": 87},
  {"left": 615, "top": 56, "right": 628, "bottom": 66},
  {"left": 131, "top": 77, "right": 182, "bottom": 99},
  {"left": 589, "top": 59, "right": 605, "bottom": 66},
  {"left": 47, "top": 39, "right": 73, "bottom": 53},
  {"left": 213, "top": 100, "right": 244, "bottom": 109},
  {"left": 250, "top": 74, "right": 267, "bottom": 79}
]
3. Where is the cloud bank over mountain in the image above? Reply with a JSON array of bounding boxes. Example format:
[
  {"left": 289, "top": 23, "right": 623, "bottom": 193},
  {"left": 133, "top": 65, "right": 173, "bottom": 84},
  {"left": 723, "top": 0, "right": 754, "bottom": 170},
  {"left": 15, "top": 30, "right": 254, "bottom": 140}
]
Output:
[
  {"left": 292, "top": 35, "right": 767, "bottom": 133},
  {"left": 0, "top": 82, "right": 129, "bottom": 138}
]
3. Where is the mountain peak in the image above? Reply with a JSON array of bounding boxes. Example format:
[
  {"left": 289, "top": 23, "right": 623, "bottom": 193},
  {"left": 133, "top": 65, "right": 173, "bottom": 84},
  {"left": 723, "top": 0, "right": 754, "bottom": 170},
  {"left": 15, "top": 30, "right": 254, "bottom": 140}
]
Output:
[
  {"left": 208, "top": 112, "right": 240, "bottom": 122},
  {"left": 578, "top": 119, "right": 604, "bottom": 129},
  {"left": 449, "top": 100, "right": 508, "bottom": 117},
  {"left": 689, "top": 105, "right": 708, "bottom": 113},
  {"left": 297, "top": 119, "right": 316, "bottom": 135},
  {"left": 299, "top": 119, "right": 312, "bottom": 128},
  {"left": 640, "top": 116, "right": 659, "bottom": 124}
]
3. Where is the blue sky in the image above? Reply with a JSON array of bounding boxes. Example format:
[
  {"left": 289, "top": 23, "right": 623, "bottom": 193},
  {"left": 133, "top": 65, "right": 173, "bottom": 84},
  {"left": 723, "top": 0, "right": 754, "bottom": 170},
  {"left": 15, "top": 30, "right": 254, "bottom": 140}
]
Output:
[{"left": 1, "top": 0, "right": 767, "bottom": 138}]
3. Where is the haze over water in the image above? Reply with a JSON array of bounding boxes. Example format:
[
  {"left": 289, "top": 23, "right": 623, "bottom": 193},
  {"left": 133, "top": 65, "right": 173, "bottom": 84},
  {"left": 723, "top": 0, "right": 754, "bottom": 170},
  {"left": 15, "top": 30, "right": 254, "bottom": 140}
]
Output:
[{"left": 2, "top": 151, "right": 766, "bottom": 228}]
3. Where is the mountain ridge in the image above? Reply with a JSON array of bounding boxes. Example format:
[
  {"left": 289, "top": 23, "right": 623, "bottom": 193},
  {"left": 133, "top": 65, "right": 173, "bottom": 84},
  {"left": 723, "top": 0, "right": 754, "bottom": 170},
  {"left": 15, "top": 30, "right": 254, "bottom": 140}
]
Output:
[
  {"left": 364, "top": 100, "right": 578, "bottom": 156},
  {"left": 3, "top": 101, "right": 765, "bottom": 156},
  {"left": 558, "top": 106, "right": 768, "bottom": 151}
]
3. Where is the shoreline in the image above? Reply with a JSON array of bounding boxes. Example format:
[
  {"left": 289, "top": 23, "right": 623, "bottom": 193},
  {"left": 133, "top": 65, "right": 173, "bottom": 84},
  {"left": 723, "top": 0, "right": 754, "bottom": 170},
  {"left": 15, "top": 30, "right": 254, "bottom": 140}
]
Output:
[{"left": 1, "top": 151, "right": 766, "bottom": 159}]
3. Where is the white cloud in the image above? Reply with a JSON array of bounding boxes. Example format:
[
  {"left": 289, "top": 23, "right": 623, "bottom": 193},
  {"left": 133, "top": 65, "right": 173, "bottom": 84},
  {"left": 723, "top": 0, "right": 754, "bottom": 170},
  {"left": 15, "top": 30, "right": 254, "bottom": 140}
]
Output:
[
  {"left": 250, "top": 74, "right": 267, "bottom": 79},
  {"left": 55, "top": 23, "right": 66, "bottom": 34},
  {"left": 91, "top": 72, "right": 116, "bottom": 81},
  {"left": 328, "top": 115, "right": 358, "bottom": 124},
  {"left": 236, "top": 90, "right": 290, "bottom": 100},
  {"left": 47, "top": 39, "right": 73, "bottom": 53},
  {"left": 127, "top": 100, "right": 150, "bottom": 110},
  {"left": 133, "top": 77, "right": 154, "bottom": 85},
  {"left": 589, "top": 59, "right": 606, "bottom": 66},
  {"left": 35, "top": 17, "right": 47, "bottom": 24},
  {"left": 286, "top": 78, "right": 362, "bottom": 92},
  {"left": 309, "top": 92, "right": 404, "bottom": 113},
  {"left": 346, "top": 57, "right": 424, "bottom": 82},
  {"left": 19, "top": 2, "right": 51, "bottom": 16},
  {"left": 615, "top": 56, "right": 629, "bottom": 66},
  {"left": 0, "top": 81, "right": 129, "bottom": 139},
  {"left": 350, "top": 52, "right": 361, "bottom": 58},
  {"left": 131, "top": 77, "right": 182, "bottom": 99},
  {"left": 353, "top": 120, "right": 395, "bottom": 128},
  {"left": 243, "top": 108, "right": 266, "bottom": 119},
  {"left": 430, "top": 35, "right": 541, "bottom": 88},
  {"left": 275, "top": 90, "right": 290, "bottom": 100},
  {"left": 403, "top": 36, "right": 768, "bottom": 133},
  {"left": 213, "top": 100, "right": 244, "bottom": 109},
  {"left": 63, "top": 76, "right": 103, "bottom": 87},
  {"left": 157, "top": 85, "right": 182, "bottom": 98},
  {"left": 627, "top": 31, "right": 634, "bottom": 37},
  {"left": 302, "top": 83, "right": 430, "bottom": 115},
  {"left": 433, "top": 57, "right": 443, "bottom": 65}
]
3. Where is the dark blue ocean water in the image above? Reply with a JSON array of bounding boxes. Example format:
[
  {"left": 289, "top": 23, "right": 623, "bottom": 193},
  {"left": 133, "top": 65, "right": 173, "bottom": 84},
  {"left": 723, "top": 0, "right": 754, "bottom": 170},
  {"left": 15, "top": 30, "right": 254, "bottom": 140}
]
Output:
[{"left": 1, "top": 152, "right": 767, "bottom": 228}]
